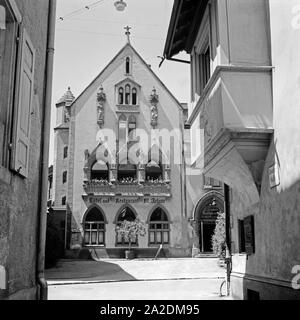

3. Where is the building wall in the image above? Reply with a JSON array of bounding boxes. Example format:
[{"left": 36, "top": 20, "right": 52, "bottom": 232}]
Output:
[
  {"left": 0, "top": 0, "right": 50, "bottom": 300},
  {"left": 53, "top": 128, "right": 69, "bottom": 207},
  {"left": 169, "top": 0, "right": 300, "bottom": 299},
  {"left": 226, "top": 0, "right": 300, "bottom": 300},
  {"left": 64, "top": 45, "right": 191, "bottom": 256}
]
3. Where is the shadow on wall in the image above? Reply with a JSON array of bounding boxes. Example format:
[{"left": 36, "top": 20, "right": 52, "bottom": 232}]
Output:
[{"left": 239, "top": 140, "right": 300, "bottom": 300}]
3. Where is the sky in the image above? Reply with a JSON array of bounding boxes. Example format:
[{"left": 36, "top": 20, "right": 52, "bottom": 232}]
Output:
[{"left": 49, "top": 0, "right": 190, "bottom": 165}]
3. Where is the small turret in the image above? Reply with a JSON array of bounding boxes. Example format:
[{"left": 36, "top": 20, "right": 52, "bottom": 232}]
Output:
[{"left": 56, "top": 87, "right": 75, "bottom": 126}]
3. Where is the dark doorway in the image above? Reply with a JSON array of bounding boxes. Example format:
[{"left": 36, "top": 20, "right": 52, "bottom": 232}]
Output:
[
  {"left": 196, "top": 195, "right": 224, "bottom": 253},
  {"left": 200, "top": 222, "right": 215, "bottom": 252}
]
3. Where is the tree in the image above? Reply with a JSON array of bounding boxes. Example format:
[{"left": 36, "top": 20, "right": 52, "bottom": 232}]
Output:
[
  {"left": 116, "top": 218, "right": 146, "bottom": 252},
  {"left": 211, "top": 212, "right": 226, "bottom": 259}
]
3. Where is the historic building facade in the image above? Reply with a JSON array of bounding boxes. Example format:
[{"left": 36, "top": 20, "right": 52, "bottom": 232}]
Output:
[
  {"left": 0, "top": 0, "right": 56, "bottom": 299},
  {"left": 50, "top": 38, "right": 202, "bottom": 258},
  {"left": 164, "top": 0, "right": 300, "bottom": 299}
]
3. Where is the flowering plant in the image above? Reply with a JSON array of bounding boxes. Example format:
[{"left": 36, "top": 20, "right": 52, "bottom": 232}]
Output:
[{"left": 116, "top": 219, "right": 146, "bottom": 251}]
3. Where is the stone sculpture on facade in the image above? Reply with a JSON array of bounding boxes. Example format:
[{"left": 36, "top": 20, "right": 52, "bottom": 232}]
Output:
[
  {"left": 97, "top": 85, "right": 106, "bottom": 128},
  {"left": 150, "top": 87, "right": 159, "bottom": 128}
]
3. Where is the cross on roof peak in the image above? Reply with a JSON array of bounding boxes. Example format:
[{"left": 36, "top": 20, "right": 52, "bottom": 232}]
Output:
[{"left": 124, "top": 26, "right": 131, "bottom": 43}]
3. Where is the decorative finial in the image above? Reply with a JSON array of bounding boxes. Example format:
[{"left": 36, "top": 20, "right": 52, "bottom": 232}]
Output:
[{"left": 124, "top": 26, "right": 131, "bottom": 43}]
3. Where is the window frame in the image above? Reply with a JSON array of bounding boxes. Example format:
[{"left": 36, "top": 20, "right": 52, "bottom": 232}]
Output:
[
  {"left": 84, "top": 221, "right": 106, "bottom": 247},
  {"left": 0, "top": 1, "right": 30, "bottom": 177},
  {"left": 148, "top": 208, "right": 170, "bottom": 246},
  {"left": 125, "top": 56, "right": 131, "bottom": 75},
  {"left": 62, "top": 170, "right": 67, "bottom": 184},
  {"left": 117, "top": 83, "right": 139, "bottom": 106},
  {"left": 9, "top": 27, "right": 36, "bottom": 178},
  {"left": 63, "top": 146, "right": 68, "bottom": 159},
  {"left": 193, "top": 6, "right": 212, "bottom": 98}
]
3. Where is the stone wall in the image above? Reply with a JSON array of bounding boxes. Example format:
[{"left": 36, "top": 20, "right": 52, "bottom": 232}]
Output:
[{"left": 0, "top": 0, "right": 50, "bottom": 300}]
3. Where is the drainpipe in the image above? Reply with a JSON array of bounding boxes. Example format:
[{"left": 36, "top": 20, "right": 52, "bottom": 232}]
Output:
[{"left": 37, "top": 0, "right": 57, "bottom": 300}]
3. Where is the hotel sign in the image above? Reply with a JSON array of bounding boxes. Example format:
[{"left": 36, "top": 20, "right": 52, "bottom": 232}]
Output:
[{"left": 88, "top": 196, "right": 166, "bottom": 204}]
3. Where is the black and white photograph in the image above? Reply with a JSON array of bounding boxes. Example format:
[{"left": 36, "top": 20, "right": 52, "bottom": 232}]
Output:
[{"left": 0, "top": 0, "right": 300, "bottom": 308}]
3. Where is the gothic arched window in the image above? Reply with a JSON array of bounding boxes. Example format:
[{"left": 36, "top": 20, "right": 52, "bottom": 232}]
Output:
[
  {"left": 118, "top": 87, "right": 124, "bottom": 104},
  {"left": 125, "top": 84, "right": 131, "bottom": 105},
  {"left": 126, "top": 57, "right": 130, "bottom": 74},
  {"left": 91, "top": 160, "right": 109, "bottom": 181},
  {"left": 149, "top": 207, "right": 170, "bottom": 245},
  {"left": 145, "top": 160, "right": 163, "bottom": 181},
  {"left": 116, "top": 207, "right": 137, "bottom": 245},
  {"left": 132, "top": 88, "right": 137, "bottom": 105},
  {"left": 84, "top": 207, "right": 106, "bottom": 246}
]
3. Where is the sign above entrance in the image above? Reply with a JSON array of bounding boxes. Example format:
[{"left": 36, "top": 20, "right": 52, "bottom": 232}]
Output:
[{"left": 87, "top": 196, "right": 167, "bottom": 205}]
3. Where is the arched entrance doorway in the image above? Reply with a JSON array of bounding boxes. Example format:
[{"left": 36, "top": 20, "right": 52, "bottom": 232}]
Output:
[{"left": 196, "top": 194, "right": 224, "bottom": 253}]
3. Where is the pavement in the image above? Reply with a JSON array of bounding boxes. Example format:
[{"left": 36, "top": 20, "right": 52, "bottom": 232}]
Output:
[
  {"left": 48, "top": 278, "right": 230, "bottom": 300},
  {"left": 46, "top": 258, "right": 231, "bottom": 300},
  {"left": 46, "top": 258, "right": 226, "bottom": 285}
]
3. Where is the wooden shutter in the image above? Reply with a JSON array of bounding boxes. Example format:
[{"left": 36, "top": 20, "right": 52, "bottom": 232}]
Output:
[
  {"left": 11, "top": 29, "right": 35, "bottom": 177},
  {"left": 244, "top": 215, "right": 255, "bottom": 255}
]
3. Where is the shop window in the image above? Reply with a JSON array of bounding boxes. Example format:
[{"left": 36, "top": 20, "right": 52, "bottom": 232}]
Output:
[
  {"left": 116, "top": 207, "right": 137, "bottom": 245},
  {"left": 84, "top": 207, "right": 105, "bottom": 246},
  {"left": 91, "top": 160, "right": 109, "bottom": 181},
  {"left": 149, "top": 207, "right": 170, "bottom": 245}
]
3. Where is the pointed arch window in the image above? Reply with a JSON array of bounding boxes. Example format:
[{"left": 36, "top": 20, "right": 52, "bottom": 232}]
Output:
[
  {"left": 132, "top": 88, "right": 137, "bottom": 105},
  {"left": 118, "top": 163, "right": 137, "bottom": 181},
  {"left": 84, "top": 207, "right": 106, "bottom": 246},
  {"left": 126, "top": 57, "right": 130, "bottom": 74},
  {"left": 91, "top": 160, "right": 109, "bottom": 181},
  {"left": 149, "top": 207, "right": 170, "bottom": 245},
  {"left": 145, "top": 160, "right": 163, "bottom": 182},
  {"left": 116, "top": 207, "right": 137, "bottom": 245},
  {"left": 125, "top": 84, "right": 131, "bottom": 105},
  {"left": 118, "top": 87, "right": 124, "bottom": 104}
]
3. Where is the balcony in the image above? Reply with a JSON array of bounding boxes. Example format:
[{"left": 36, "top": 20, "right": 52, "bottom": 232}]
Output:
[
  {"left": 83, "top": 181, "right": 171, "bottom": 198},
  {"left": 189, "top": 65, "right": 273, "bottom": 206}
]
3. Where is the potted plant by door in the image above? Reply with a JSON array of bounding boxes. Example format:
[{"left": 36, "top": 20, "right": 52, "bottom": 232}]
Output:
[{"left": 116, "top": 219, "right": 146, "bottom": 259}]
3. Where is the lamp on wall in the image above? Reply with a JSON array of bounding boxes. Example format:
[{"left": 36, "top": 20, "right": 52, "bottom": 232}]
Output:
[
  {"left": 114, "top": 0, "right": 127, "bottom": 12},
  {"left": 0, "top": 5, "right": 6, "bottom": 30}
]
